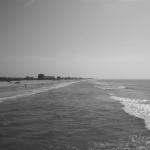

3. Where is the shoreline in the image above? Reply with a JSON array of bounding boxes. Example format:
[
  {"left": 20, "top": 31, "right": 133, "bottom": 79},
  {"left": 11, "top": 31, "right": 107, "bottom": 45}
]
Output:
[{"left": 0, "top": 80, "right": 82, "bottom": 102}]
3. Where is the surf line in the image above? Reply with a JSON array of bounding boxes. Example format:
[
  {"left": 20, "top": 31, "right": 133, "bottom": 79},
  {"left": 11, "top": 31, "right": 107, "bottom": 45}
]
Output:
[
  {"left": 0, "top": 80, "right": 81, "bottom": 102},
  {"left": 110, "top": 95, "right": 150, "bottom": 130}
]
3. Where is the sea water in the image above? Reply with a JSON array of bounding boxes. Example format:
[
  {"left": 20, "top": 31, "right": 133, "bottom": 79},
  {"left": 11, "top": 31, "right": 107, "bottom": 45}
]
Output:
[
  {"left": 0, "top": 79, "right": 150, "bottom": 149},
  {"left": 0, "top": 80, "right": 79, "bottom": 102}
]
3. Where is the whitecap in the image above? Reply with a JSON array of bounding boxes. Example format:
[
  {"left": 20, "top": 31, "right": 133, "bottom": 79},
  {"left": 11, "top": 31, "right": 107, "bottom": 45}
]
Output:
[
  {"left": 118, "top": 86, "right": 126, "bottom": 89},
  {"left": 108, "top": 93, "right": 114, "bottom": 96},
  {"left": 94, "top": 86, "right": 115, "bottom": 90},
  {"left": 110, "top": 95, "right": 150, "bottom": 130}
]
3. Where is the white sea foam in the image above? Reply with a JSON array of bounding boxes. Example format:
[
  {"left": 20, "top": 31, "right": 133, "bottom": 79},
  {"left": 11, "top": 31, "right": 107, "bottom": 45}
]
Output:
[
  {"left": 94, "top": 85, "right": 114, "bottom": 90},
  {"left": 89, "top": 80, "right": 111, "bottom": 86},
  {"left": 94, "top": 85, "right": 127, "bottom": 90},
  {"left": 110, "top": 95, "right": 150, "bottom": 130},
  {"left": 0, "top": 81, "right": 80, "bottom": 102},
  {"left": 94, "top": 85, "right": 122, "bottom": 90},
  {"left": 118, "top": 86, "right": 126, "bottom": 89},
  {"left": 108, "top": 93, "right": 114, "bottom": 96}
]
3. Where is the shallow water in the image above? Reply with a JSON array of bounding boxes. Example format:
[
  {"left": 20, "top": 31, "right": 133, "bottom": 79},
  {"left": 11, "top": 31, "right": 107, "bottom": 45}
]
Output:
[
  {"left": 0, "top": 80, "right": 150, "bottom": 149},
  {"left": 0, "top": 80, "right": 78, "bottom": 101}
]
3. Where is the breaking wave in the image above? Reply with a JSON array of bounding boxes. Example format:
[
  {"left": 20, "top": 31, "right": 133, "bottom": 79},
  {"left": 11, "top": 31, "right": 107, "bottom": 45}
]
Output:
[
  {"left": 94, "top": 85, "right": 127, "bottom": 90},
  {"left": 110, "top": 95, "right": 150, "bottom": 130},
  {"left": 91, "top": 135, "right": 150, "bottom": 150},
  {"left": 94, "top": 85, "right": 114, "bottom": 90},
  {"left": 91, "top": 80, "right": 128, "bottom": 90},
  {"left": 118, "top": 86, "right": 126, "bottom": 89}
]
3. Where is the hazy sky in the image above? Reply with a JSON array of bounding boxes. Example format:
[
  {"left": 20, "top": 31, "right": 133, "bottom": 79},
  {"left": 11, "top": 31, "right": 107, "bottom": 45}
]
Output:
[{"left": 1, "top": 0, "right": 150, "bottom": 79}]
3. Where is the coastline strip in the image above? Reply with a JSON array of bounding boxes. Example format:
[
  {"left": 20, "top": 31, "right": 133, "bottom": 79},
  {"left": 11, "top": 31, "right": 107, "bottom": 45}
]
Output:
[{"left": 0, "top": 81, "right": 81, "bottom": 102}]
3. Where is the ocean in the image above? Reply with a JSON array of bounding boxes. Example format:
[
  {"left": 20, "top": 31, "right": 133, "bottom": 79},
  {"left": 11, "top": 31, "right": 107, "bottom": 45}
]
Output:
[{"left": 0, "top": 79, "right": 150, "bottom": 150}]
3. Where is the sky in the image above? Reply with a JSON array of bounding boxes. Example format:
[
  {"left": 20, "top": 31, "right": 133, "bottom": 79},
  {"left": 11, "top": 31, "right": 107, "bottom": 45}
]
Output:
[{"left": 1, "top": 0, "right": 150, "bottom": 79}]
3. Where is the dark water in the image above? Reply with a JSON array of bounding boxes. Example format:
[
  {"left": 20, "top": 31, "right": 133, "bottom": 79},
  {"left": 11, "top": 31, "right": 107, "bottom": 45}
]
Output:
[{"left": 0, "top": 80, "right": 150, "bottom": 150}]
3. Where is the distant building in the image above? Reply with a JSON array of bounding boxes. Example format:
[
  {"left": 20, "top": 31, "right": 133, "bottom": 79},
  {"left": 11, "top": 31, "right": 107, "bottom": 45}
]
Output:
[
  {"left": 57, "top": 76, "right": 61, "bottom": 80},
  {"left": 37, "top": 74, "right": 56, "bottom": 80},
  {"left": 45, "top": 76, "right": 55, "bottom": 80},
  {"left": 25, "top": 76, "right": 34, "bottom": 80},
  {"left": 38, "top": 74, "right": 45, "bottom": 80}
]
